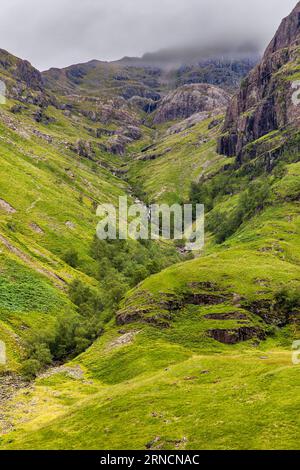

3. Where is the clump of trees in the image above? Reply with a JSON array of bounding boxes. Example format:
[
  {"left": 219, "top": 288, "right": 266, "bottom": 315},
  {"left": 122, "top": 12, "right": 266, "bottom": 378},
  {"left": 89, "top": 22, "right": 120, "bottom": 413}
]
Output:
[
  {"left": 63, "top": 249, "right": 79, "bottom": 268},
  {"left": 274, "top": 288, "right": 300, "bottom": 322},
  {"left": 21, "top": 280, "right": 104, "bottom": 380},
  {"left": 190, "top": 177, "right": 271, "bottom": 244},
  {"left": 90, "top": 237, "right": 179, "bottom": 305},
  {"left": 21, "top": 237, "right": 180, "bottom": 379},
  {"left": 190, "top": 172, "right": 241, "bottom": 213},
  {"left": 210, "top": 180, "right": 271, "bottom": 243}
]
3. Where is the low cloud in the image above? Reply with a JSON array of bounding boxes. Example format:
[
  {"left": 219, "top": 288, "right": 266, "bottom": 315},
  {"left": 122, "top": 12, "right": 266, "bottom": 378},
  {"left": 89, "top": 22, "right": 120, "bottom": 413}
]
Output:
[{"left": 0, "top": 0, "right": 297, "bottom": 70}]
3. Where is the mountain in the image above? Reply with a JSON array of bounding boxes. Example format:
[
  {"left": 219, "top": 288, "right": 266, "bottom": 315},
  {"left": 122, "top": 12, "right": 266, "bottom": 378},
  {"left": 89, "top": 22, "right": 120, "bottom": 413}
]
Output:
[
  {"left": 218, "top": 2, "right": 300, "bottom": 164},
  {"left": 0, "top": 5, "right": 299, "bottom": 451},
  {"left": 122, "top": 43, "right": 259, "bottom": 65},
  {"left": 0, "top": 48, "right": 43, "bottom": 91},
  {"left": 38, "top": 45, "right": 255, "bottom": 157},
  {"left": 0, "top": 48, "right": 47, "bottom": 109},
  {"left": 119, "top": 44, "right": 259, "bottom": 92},
  {"left": 42, "top": 44, "right": 259, "bottom": 101},
  {"left": 153, "top": 83, "right": 230, "bottom": 124}
]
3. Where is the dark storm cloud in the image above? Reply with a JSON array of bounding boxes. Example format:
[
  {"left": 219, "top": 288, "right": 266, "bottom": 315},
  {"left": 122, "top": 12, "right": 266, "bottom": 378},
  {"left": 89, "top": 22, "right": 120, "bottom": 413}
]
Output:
[{"left": 0, "top": 0, "right": 297, "bottom": 70}]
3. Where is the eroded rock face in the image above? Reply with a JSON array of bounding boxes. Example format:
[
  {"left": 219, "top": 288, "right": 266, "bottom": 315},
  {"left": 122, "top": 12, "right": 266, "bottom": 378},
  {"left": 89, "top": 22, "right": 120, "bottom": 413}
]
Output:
[
  {"left": 34, "top": 108, "right": 55, "bottom": 125},
  {"left": 99, "top": 127, "right": 142, "bottom": 156},
  {"left": 122, "top": 125, "right": 142, "bottom": 141},
  {"left": 166, "top": 110, "right": 221, "bottom": 135},
  {"left": 81, "top": 99, "right": 140, "bottom": 127},
  {"left": 0, "top": 49, "right": 43, "bottom": 91},
  {"left": 218, "top": 2, "right": 300, "bottom": 162},
  {"left": 208, "top": 327, "right": 265, "bottom": 344},
  {"left": 184, "top": 293, "right": 227, "bottom": 306},
  {"left": 204, "top": 312, "right": 248, "bottom": 320},
  {"left": 154, "top": 84, "right": 230, "bottom": 124},
  {"left": 0, "top": 198, "right": 16, "bottom": 214},
  {"left": 128, "top": 96, "right": 158, "bottom": 113},
  {"left": 15, "top": 60, "right": 43, "bottom": 90},
  {"left": 102, "top": 135, "right": 131, "bottom": 156},
  {"left": 0, "top": 49, "right": 46, "bottom": 107},
  {"left": 72, "top": 140, "right": 95, "bottom": 159}
]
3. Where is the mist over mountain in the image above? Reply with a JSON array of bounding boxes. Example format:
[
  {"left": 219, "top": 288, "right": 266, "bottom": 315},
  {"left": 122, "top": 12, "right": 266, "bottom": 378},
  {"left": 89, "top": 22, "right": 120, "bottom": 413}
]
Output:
[
  {"left": 0, "top": 0, "right": 297, "bottom": 70},
  {"left": 118, "top": 42, "right": 260, "bottom": 69}
]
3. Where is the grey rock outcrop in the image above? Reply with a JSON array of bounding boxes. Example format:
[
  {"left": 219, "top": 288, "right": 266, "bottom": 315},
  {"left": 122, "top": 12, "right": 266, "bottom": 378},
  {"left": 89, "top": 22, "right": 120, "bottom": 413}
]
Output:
[
  {"left": 154, "top": 84, "right": 230, "bottom": 124},
  {"left": 218, "top": 2, "right": 300, "bottom": 162}
]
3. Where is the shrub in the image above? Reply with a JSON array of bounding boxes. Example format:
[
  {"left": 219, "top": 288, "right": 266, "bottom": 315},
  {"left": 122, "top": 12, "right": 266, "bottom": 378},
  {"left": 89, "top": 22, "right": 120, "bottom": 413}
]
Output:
[
  {"left": 20, "top": 359, "right": 43, "bottom": 380},
  {"left": 69, "top": 279, "right": 104, "bottom": 314},
  {"left": 274, "top": 288, "right": 300, "bottom": 323},
  {"left": 63, "top": 249, "right": 79, "bottom": 268},
  {"left": 212, "top": 180, "right": 271, "bottom": 244},
  {"left": 91, "top": 236, "right": 180, "bottom": 293},
  {"left": 28, "top": 342, "right": 53, "bottom": 366}
]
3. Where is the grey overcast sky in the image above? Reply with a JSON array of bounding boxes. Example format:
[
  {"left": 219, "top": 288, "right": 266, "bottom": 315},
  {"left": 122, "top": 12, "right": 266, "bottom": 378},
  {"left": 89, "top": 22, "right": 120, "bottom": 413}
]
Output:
[{"left": 0, "top": 0, "right": 297, "bottom": 71}]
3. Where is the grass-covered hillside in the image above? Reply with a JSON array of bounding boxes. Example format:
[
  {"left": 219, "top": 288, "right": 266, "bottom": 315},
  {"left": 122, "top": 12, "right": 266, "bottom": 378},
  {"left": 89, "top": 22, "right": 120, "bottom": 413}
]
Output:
[
  {"left": 0, "top": 56, "right": 182, "bottom": 376},
  {"left": 0, "top": 94, "right": 127, "bottom": 371},
  {"left": 0, "top": 93, "right": 299, "bottom": 449},
  {"left": 0, "top": 6, "right": 299, "bottom": 450},
  {"left": 127, "top": 115, "right": 232, "bottom": 204}
]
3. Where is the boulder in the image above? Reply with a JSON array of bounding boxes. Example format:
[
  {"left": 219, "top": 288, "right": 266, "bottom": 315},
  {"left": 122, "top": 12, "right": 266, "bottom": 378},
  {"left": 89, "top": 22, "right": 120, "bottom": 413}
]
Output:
[{"left": 208, "top": 327, "right": 265, "bottom": 344}]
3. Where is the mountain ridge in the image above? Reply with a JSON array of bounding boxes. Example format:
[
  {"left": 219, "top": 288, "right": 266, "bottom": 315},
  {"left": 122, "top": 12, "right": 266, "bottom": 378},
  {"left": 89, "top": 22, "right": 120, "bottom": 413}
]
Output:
[
  {"left": 218, "top": 1, "right": 300, "bottom": 163},
  {"left": 0, "top": 3, "right": 299, "bottom": 451}
]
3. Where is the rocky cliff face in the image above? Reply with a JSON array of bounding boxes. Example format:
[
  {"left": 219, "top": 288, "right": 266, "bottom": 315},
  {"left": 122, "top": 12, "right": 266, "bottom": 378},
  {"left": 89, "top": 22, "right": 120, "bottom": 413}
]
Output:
[
  {"left": 15, "top": 59, "right": 43, "bottom": 90},
  {"left": 218, "top": 2, "right": 300, "bottom": 162},
  {"left": 0, "top": 49, "right": 43, "bottom": 91},
  {"left": 154, "top": 83, "right": 230, "bottom": 124},
  {"left": 0, "top": 48, "right": 46, "bottom": 107}
]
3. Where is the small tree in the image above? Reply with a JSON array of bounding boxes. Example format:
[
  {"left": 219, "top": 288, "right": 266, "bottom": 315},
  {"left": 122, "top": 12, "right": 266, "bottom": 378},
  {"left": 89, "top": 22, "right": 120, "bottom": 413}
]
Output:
[{"left": 63, "top": 249, "right": 79, "bottom": 268}]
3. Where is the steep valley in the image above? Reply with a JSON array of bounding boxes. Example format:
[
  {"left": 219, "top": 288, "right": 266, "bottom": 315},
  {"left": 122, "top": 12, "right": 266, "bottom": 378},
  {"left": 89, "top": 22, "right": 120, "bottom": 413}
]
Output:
[{"left": 0, "top": 4, "right": 299, "bottom": 451}]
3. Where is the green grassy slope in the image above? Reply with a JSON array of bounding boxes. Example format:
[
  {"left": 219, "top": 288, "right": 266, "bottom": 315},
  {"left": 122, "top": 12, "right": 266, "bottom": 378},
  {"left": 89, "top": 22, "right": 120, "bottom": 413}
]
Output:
[
  {"left": 0, "top": 39, "right": 299, "bottom": 451},
  {"left": 0, "top": 341, "right": 298, "bottom": 450},
  {"left": 127, "top": 116, "right": 232, "bottom": 204},
  {"left": 0, "top": 61, "right": 183, "bottom": 375},
  {"left": 0, "top": 94, "right": 130, "bottom": 371},
  {"left": 1, "top": 138, "right": 299, "bottom": 449}
]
